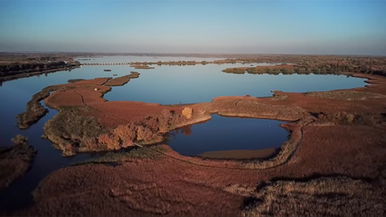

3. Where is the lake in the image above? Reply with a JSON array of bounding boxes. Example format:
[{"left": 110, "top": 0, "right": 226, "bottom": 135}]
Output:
[{"left": 102, "top": 63, "right": 366, "bottom": 104}]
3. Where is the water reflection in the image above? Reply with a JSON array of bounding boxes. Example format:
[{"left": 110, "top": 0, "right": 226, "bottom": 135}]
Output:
[{"left": 167, "top": 115, "right": 288, "bottom": 157}]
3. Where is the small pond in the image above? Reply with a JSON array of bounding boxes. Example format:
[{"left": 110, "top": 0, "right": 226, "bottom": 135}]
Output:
[{"left": 167, "top": 115, "right": 289, "bottom": 159}]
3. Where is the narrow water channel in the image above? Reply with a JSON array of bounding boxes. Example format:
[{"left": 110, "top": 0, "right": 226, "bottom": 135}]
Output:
[{"left": 0, "top": 104, "right": 100, "bottom": 212}]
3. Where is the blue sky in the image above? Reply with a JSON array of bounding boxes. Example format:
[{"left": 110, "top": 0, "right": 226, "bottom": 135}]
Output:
[{"left": 0, "top": 0, "right": 385, "bottom": 55}]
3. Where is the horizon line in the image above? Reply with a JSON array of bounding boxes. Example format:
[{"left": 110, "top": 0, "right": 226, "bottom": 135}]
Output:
[{"left": 0, "top": 51, "right": 385, "bottom": 58}]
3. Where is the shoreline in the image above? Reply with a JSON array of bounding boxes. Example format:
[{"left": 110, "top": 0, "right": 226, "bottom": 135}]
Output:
[{"left": 0, "top": 64, "right": 80, "bottom": 83}]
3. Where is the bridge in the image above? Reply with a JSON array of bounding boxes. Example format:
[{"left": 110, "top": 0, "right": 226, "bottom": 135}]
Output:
[{"left": 81, "top": 62, "right": 134, "bottom": 65}]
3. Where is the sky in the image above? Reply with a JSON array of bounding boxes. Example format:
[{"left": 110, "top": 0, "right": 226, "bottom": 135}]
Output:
[{"left": 0, "top": 0, "right": 385, "bottom": 55}]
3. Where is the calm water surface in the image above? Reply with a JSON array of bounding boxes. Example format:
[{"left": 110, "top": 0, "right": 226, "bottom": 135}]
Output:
[
  {"left": 103, "top": 64, "right": 366, "bottom": 104},
  {"left": 78, "top": 55, "right": 224, "bottom": 64},
  {"left": 167, "top": 115, "right": 288, "bottom": 156}
]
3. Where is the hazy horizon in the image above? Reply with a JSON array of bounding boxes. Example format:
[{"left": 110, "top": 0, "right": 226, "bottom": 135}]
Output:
[{"left": 1, "top": 0, "right": 386, "bottom": 56}]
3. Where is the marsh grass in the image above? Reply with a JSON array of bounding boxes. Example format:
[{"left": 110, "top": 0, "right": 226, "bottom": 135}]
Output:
[{"left": 73, "top": 145, "right": 166, "bottom": 166}]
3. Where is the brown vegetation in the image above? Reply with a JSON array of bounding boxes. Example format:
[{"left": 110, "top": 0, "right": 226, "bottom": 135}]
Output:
[
  {"left": 0, "top": 54, "right": 80, "bottom": 82},
  {"left": 104, "top": 71, "right": 140, "bottom": 86},
  {"left": 242, "top": 176, "right": 385, "bottom": 217},
  {"left": 9, "top": 55, "right": 386, "bottom": 216},
  {"left": 223, "top": 64, "right": 295, "bottom": 74},
  {"left": 200, "top": 148, "right": 278, "bottom": 160},
  {"left": 22, "top": 71, "right": 384, "bottom": 216},
  {"left": 0, "top": 135, "right": 36, "bottom": 189},
  {"left": 17, "top": 85, "right": 59, "bottom": 129},
  {"left": 221, "top": 55, "right": 386, "bottom": 76},
  {"left": 22, "top": 121, "right": 386, "bottom": 216},
  {"left": 130, "top": 64, "right": 155, "bottom": 69}
]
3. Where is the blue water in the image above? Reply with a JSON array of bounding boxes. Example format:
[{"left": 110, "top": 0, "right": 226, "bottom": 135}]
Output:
[
  {"left": 103, "top": 64, "right": 366, "bottom": 104},
  {"left": 78, "top": 55, "right": 224, "bottom": 64},
  {"left": 167, "top": 115, "right": 288, "bottom": 156},
  {"left": 0, "top": 104, "right": 96, "bottom": 212}
]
